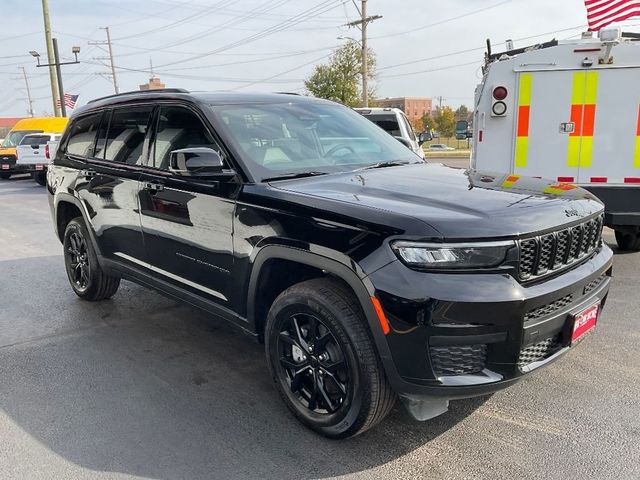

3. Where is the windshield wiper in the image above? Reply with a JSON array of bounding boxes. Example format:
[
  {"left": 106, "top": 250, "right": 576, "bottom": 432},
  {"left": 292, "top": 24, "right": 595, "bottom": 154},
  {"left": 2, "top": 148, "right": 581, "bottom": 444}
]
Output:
[
  {"left": 263, "top": 171, "right": 328, "bottom": 182},
  {"left": 355, "top": 160, "right": 415, "bottom": 171}
]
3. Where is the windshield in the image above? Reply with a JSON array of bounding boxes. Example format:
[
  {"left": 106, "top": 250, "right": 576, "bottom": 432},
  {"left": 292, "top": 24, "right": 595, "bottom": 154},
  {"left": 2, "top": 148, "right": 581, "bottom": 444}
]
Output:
[
  {"left": 1, "top": 130, "right": 43, "bottom": 148},
  {"left": 212, "top": 102, "right": 420, "bottom": 182},
  {"left": 19, "top": 135, "right": 50, "bottom": 146}
]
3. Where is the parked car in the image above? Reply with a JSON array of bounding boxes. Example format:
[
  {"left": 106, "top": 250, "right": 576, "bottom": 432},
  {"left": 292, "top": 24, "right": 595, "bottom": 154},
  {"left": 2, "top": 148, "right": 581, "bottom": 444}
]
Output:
[
  {"left": 0, "top": 116, "right": 68, "bottom": 179},
  {"left": 16, "top": 133, "right": 62, "bottom": 185},
  {"left": 428, "top": 143, "right": 455, "bottom": 151},
  {"left": 354, "top": 107, "right": 425, "bottom": 159},
  {"left": 48, "top": 89, "right": 612, "bottom": 438}
]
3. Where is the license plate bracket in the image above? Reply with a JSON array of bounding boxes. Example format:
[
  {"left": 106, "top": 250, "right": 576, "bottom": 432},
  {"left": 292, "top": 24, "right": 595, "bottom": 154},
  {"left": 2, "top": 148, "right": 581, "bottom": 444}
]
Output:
[{"left": 568, "top": 303, "right": 599, "bottom": 345}]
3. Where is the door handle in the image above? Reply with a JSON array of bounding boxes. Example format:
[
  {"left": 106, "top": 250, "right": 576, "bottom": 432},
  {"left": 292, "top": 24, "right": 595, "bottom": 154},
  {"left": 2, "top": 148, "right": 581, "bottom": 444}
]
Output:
[
  {"left": 80, "top": 169, "right": 96, "bottom": 178},
  {"left": 144, "top": 181, "right": 164, "bottom": 193}
]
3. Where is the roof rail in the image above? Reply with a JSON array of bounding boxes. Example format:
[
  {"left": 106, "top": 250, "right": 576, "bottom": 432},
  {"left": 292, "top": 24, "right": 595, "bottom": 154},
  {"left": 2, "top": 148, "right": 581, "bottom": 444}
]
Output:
[
  {"left": 87, "top": 88, "right": 190, "bottom": 104},
  {"left": 274, "top": 91, "right": 301, "bottom": 96}
]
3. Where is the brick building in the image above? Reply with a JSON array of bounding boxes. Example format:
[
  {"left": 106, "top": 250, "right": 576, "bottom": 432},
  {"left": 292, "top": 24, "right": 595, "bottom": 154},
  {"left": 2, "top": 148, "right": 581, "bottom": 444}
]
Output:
[
  {"left": 139, "top": 76, "right": 166, "bottom": 91},
  {"left": 375, "top": 97, "right": 432, "bottom": 130},
  {"left": 0, "top": 118, "right": 24, "bottom": 139}
]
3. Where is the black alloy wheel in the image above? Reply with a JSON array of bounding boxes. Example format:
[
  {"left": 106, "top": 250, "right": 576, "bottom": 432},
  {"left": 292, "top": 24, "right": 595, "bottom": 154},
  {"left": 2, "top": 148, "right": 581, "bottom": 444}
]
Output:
[
  {"left": 66, "top": 231, "right": 91, "bottom": 292},
  {"left": 265, "top": 278, "right": 396, "bottom": 439},
  {"left": 62, "top": 217, "right": 120, "bottom": 301},
  {"left": 278, "top": 312, "right": 349, "bottom": 415}
]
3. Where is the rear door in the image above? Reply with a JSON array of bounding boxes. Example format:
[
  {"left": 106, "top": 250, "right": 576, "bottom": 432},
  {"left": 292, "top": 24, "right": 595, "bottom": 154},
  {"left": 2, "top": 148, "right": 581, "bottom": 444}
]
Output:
[
  {"left": 583, "top": 67, "right": 640, "bottom": 184},
  {"left": 513, "top": 70, "right": 580, "bottom": 182},
  {"left": 71, "top": 105, "right": 153, "bottom": 264},
  {"left": 138, "top": 104, "right": 236, "bottom": 307}
]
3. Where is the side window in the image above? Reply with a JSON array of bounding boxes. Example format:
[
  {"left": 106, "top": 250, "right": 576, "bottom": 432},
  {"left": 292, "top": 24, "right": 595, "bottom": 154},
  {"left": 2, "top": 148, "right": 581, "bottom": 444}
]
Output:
[
  {"left": 104, "top": 106, "right": 153, "bottom": 165},
  {"left": 94, "top": 110, "right": 111, "bottom": 159},
  {"left": 152, "top": 106, "right": 224, "bottom": 170},
  {"left": 65, "top": 112, "right": 102, "bottom": 157}
]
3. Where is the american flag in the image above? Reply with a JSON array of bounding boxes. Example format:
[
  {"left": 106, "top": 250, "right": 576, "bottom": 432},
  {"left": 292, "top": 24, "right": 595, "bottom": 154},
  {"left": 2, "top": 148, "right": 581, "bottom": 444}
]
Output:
[
  {"left": 585, "top": 0, "right": 640, "bottom": 31},
  {"left": 56, "top": 93, "right": 79, "bottom": 109}
]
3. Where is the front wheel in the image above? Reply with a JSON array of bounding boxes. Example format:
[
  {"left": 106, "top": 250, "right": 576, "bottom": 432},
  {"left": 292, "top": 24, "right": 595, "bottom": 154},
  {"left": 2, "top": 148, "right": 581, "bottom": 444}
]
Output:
[
  {"left": 614, "top": 229, "right": 640, "bottom": 251},
  {"left": 265, "top": 278, "right": 395, "bottom": 439},
  {"left": 63, "top": 217, "right": 121, "bottom": 301}
]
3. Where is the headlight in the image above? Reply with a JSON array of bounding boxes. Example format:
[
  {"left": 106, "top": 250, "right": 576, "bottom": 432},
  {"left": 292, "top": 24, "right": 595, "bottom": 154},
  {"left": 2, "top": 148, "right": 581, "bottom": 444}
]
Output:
[{"left": 391, "top": 240, "right": 515, "bottom": 269}]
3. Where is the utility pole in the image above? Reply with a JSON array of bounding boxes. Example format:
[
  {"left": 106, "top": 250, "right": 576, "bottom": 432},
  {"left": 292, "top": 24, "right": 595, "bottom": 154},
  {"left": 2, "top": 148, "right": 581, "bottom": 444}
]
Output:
[
  {"left": 347, "top": 0, "right": 382, "bottom": 107},
  {"left": 438, "top": 96, "right": 444, "bottom": 109},
  {"left": 89, "top": 27, "right": 119, "bottom": 94},
  {"left": 41, "top": 0, "right": 61, "bottom": 116},
  {"left": 20, "top": 67, "right": 35, "bottom": 117}
]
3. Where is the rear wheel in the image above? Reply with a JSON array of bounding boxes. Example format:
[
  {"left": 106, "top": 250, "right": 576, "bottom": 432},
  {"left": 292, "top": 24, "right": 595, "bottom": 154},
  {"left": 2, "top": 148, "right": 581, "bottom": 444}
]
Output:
[
  {"left": 614, "top": 229, "right": 640, "bottom": 251},
  {"left": 265, "top": 278, "right": 395, "bottom": 439},
  {"left": 63, "top": 217, "right": 120, "bottom": 301},
  {"left": 0, "top": 172, "right": 11, "bottom": 180},
  {"left": 33, "top": 171, "right": 46, "bottom": 186}
]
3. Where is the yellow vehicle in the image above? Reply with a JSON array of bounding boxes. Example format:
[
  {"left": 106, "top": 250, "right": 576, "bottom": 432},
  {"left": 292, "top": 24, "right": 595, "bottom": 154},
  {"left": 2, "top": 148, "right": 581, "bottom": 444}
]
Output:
[{"left": 0, "top": 117, "right": 68, "bottom": 179}]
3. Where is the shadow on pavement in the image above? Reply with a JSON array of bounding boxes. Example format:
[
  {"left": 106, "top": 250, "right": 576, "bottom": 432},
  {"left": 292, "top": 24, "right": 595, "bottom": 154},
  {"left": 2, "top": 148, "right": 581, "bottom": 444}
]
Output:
[{"left": 0, "top": 255, "right": 487, "bottom": 480}]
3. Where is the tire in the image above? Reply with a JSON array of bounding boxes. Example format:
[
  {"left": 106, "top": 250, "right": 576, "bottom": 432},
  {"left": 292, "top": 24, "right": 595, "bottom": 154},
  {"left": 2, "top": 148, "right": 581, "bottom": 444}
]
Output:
[
  {"left": 0, "top": 172, "right": 11, "bottom": 180},
  {"left": 63, "top": 217, "right": 120, "bottom": 301},
  {"left": 265, "top": 277, "right": 396, "bottom": 439},
  {"left": 33, "top": 171, "right": 46, "bottom": 186},
  {"left": 614, "top": 229, "right": 640, "bottom": 251}
]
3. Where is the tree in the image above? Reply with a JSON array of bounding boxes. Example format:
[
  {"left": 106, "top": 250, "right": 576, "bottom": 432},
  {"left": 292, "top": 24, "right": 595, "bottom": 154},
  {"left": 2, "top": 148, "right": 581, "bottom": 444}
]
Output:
[
  {"left": 304, "top": 40, "right": 376, "bottom": 107},
  {"left": 432, "top": 106, "right": 456, "bottom": 138},
  {"left": 455, "top": 105, "right": 472, "bottom": 122},
  {"left": 421, "top": 110, "right": 434, "bottom": 132}
]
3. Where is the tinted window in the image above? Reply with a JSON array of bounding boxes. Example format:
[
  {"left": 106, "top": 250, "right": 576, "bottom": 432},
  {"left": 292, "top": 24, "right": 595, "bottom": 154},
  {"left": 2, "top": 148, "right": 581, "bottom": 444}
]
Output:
[
  {"left": 400, "top": 114, "right": 417, "bottom": 141},
  {"left": 152, "top": 106, "right": 223, "bottom": 170},
  {"left": 65, "top": 113, "right": 102, "bottom": 157},
  {"left": 104, "top": 106, "right": 152, "bottom": 164},
  {"left": 362, "top": 114, "right": 401, "bottom": 137},
  {"left": 19, "top": 135, "right": 50, "bottom": 146},
  {"left": 2, "top": 130, "right": 43, "bottom": 148}
]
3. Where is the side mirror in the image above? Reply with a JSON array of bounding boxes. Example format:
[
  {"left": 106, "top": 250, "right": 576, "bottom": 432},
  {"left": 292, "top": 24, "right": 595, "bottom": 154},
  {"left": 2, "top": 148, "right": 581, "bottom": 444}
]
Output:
[
  {"left": 169, "top": 147, "right": 224, "bottom": 176},
  {"left": 418, "top": 132, "right": 432, "bottom": 144},
  {"left": 394, "top": 136, "right": 413, "bottom": 150}
]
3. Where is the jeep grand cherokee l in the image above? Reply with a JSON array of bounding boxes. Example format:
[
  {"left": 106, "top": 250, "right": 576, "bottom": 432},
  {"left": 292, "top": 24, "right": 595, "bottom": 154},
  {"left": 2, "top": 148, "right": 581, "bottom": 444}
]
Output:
[{"left": 47, "top": 89, "right": 613, "bottom": 439}]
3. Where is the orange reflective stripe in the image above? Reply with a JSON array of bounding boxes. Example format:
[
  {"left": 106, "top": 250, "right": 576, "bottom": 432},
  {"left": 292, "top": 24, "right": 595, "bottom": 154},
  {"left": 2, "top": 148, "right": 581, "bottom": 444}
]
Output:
[
  {"left": 517, "top": 105, "right": 530, "bottom": 137},
  {"left": 635, "top": 105, "right": 640, "bottom": 168},
  {"left": 502, "top": 174, "right": 521, "bottom": 188},
  {"left": 514, "top": 73, "right": 532, "bottom": 168},
  {"left": 569, "top": 104, "right": 583, "bottom": 137},
  {"left": 582, "top": 104, "right": 596, "bottom": 137}
]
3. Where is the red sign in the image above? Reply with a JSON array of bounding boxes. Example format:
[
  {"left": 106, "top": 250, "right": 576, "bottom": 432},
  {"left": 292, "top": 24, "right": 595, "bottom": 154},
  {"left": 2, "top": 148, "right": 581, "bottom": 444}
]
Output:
[{"left": 572, "top": 303, "right": 599, "bottom": 343}]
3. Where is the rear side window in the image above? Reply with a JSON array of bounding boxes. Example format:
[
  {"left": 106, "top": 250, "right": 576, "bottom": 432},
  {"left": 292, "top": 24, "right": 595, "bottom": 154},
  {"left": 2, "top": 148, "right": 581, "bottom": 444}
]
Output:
[
  {"left": 65, "top": 113, "right": 102, "bottom": 157},
  {"left": 364, "top": 114, "right": 401, "bottom": 137},
  {"left": 104, "top": 106, "right": 153, "bottom": 165}
]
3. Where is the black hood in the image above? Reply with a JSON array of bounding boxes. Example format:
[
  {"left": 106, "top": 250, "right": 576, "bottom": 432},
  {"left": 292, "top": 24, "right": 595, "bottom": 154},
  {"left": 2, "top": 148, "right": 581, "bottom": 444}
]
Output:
[{"left": 271, "top": 163, "right": 603, "bottom": 239}]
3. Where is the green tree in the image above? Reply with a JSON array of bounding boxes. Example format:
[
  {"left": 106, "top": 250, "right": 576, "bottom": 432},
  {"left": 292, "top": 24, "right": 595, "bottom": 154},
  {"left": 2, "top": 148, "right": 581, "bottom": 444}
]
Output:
[
  {"left": 455, "top": 105, "right": 472, "bottom": 122},
  {"left": 432, "top": 106, "right": 456, "bottom": 138},
  {"left": 421, "top": 110, "right": 434, "bottom": 132},
  {"left": 304, "top": 40, "right": 376, "bottom": 107}
]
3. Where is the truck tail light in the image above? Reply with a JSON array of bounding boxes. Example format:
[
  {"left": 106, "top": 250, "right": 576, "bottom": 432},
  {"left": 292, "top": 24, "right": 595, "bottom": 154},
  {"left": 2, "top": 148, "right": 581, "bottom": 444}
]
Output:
[
  {"left": 491, "top": 86, "right": 508, "bottom": 117},
  {"left": 45, "top": 144, "right": 50, "bottom": 160}
]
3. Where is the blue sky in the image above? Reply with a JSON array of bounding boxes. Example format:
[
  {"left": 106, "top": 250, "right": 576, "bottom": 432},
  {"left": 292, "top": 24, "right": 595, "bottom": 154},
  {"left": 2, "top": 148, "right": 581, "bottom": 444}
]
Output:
[{"left": 0, "top": 0, "right": 637, "bottom": 117}]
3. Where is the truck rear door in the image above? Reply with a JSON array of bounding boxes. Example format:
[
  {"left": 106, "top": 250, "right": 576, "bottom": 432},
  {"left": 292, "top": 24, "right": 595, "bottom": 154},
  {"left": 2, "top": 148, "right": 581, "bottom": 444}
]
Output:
[{"left": 513, "top": 70, "right": 580, "bottom": 182}]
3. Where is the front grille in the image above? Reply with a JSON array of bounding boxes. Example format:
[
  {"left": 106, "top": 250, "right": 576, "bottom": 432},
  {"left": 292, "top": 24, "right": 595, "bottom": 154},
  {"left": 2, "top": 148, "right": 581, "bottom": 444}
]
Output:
[
  {"left": 430, "top": 344, "right": 487, "bottom": 376},
  {"left": 518, "top": 215, "right": 603, "bottom": 281},
  {"left": 584, "top": 274, "right": 606, "bottom": 295},
  {"left": 518, "top": 334, "right": 563, "bottom": 368},
  {"left": 524, "top": 294, "right": 574, "bottom": 322}
]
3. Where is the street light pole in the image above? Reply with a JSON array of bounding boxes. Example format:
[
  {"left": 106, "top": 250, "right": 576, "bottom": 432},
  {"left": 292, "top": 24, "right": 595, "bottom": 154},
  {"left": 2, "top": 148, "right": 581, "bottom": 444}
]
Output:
[
  {"left": 31, "top": 39, "right": 80, "bottom": 117},
  {"left": 41, "top": 0, "right": 61, "bottom": 116},
  {"left": 53, "top": 38, "right": 66, "bottom": 117},
  {"left": 20, "top": 67, "right": 35, "bottom": 117}
]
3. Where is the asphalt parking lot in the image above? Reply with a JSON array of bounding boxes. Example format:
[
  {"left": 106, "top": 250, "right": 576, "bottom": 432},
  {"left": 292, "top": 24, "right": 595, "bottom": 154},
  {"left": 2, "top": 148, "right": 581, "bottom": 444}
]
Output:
[{"left": 0, "top": 173, "right": 638, "bottom": 480}]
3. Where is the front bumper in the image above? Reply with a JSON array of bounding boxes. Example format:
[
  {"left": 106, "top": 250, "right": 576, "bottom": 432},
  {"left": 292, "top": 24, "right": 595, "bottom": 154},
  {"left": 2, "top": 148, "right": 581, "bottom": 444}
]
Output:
[{"left": 367, "top": 243, "right": 613, "bottom": 401}]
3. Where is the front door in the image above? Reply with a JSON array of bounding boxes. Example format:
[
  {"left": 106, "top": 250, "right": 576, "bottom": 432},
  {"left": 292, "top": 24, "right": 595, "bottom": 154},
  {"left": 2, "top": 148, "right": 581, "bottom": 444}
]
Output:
[{"left": 138, "top": 104, "right": 236, "bottom": 307}]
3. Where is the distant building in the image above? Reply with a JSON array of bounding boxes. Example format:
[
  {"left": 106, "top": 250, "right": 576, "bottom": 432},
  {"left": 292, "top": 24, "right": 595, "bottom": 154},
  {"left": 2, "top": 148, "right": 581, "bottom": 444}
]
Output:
[
  {"left": 139, "top": 76, "right": 166, "bottom": 91},
  {"left": 0, "top": 117, "right": 24, "bottom": 139},
  {"left": 375, "top": 97, "right": 433, "bottom": 131}
]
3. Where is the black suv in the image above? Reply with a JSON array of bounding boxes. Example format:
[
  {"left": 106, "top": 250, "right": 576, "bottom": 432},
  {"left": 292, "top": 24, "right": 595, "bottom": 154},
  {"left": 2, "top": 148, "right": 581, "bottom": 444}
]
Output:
[{"left": 48, "top": 89, "right": 613, "bottom": 438}]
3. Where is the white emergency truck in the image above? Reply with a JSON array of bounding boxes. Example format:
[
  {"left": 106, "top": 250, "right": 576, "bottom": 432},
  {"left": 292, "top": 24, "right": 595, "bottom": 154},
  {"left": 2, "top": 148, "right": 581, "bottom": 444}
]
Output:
[
  {"left": 472, "top": 27, "right": 640, "bottom": 251},
  {"left": 15, "top": 133, "right": 61, "bottom": 186}
]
